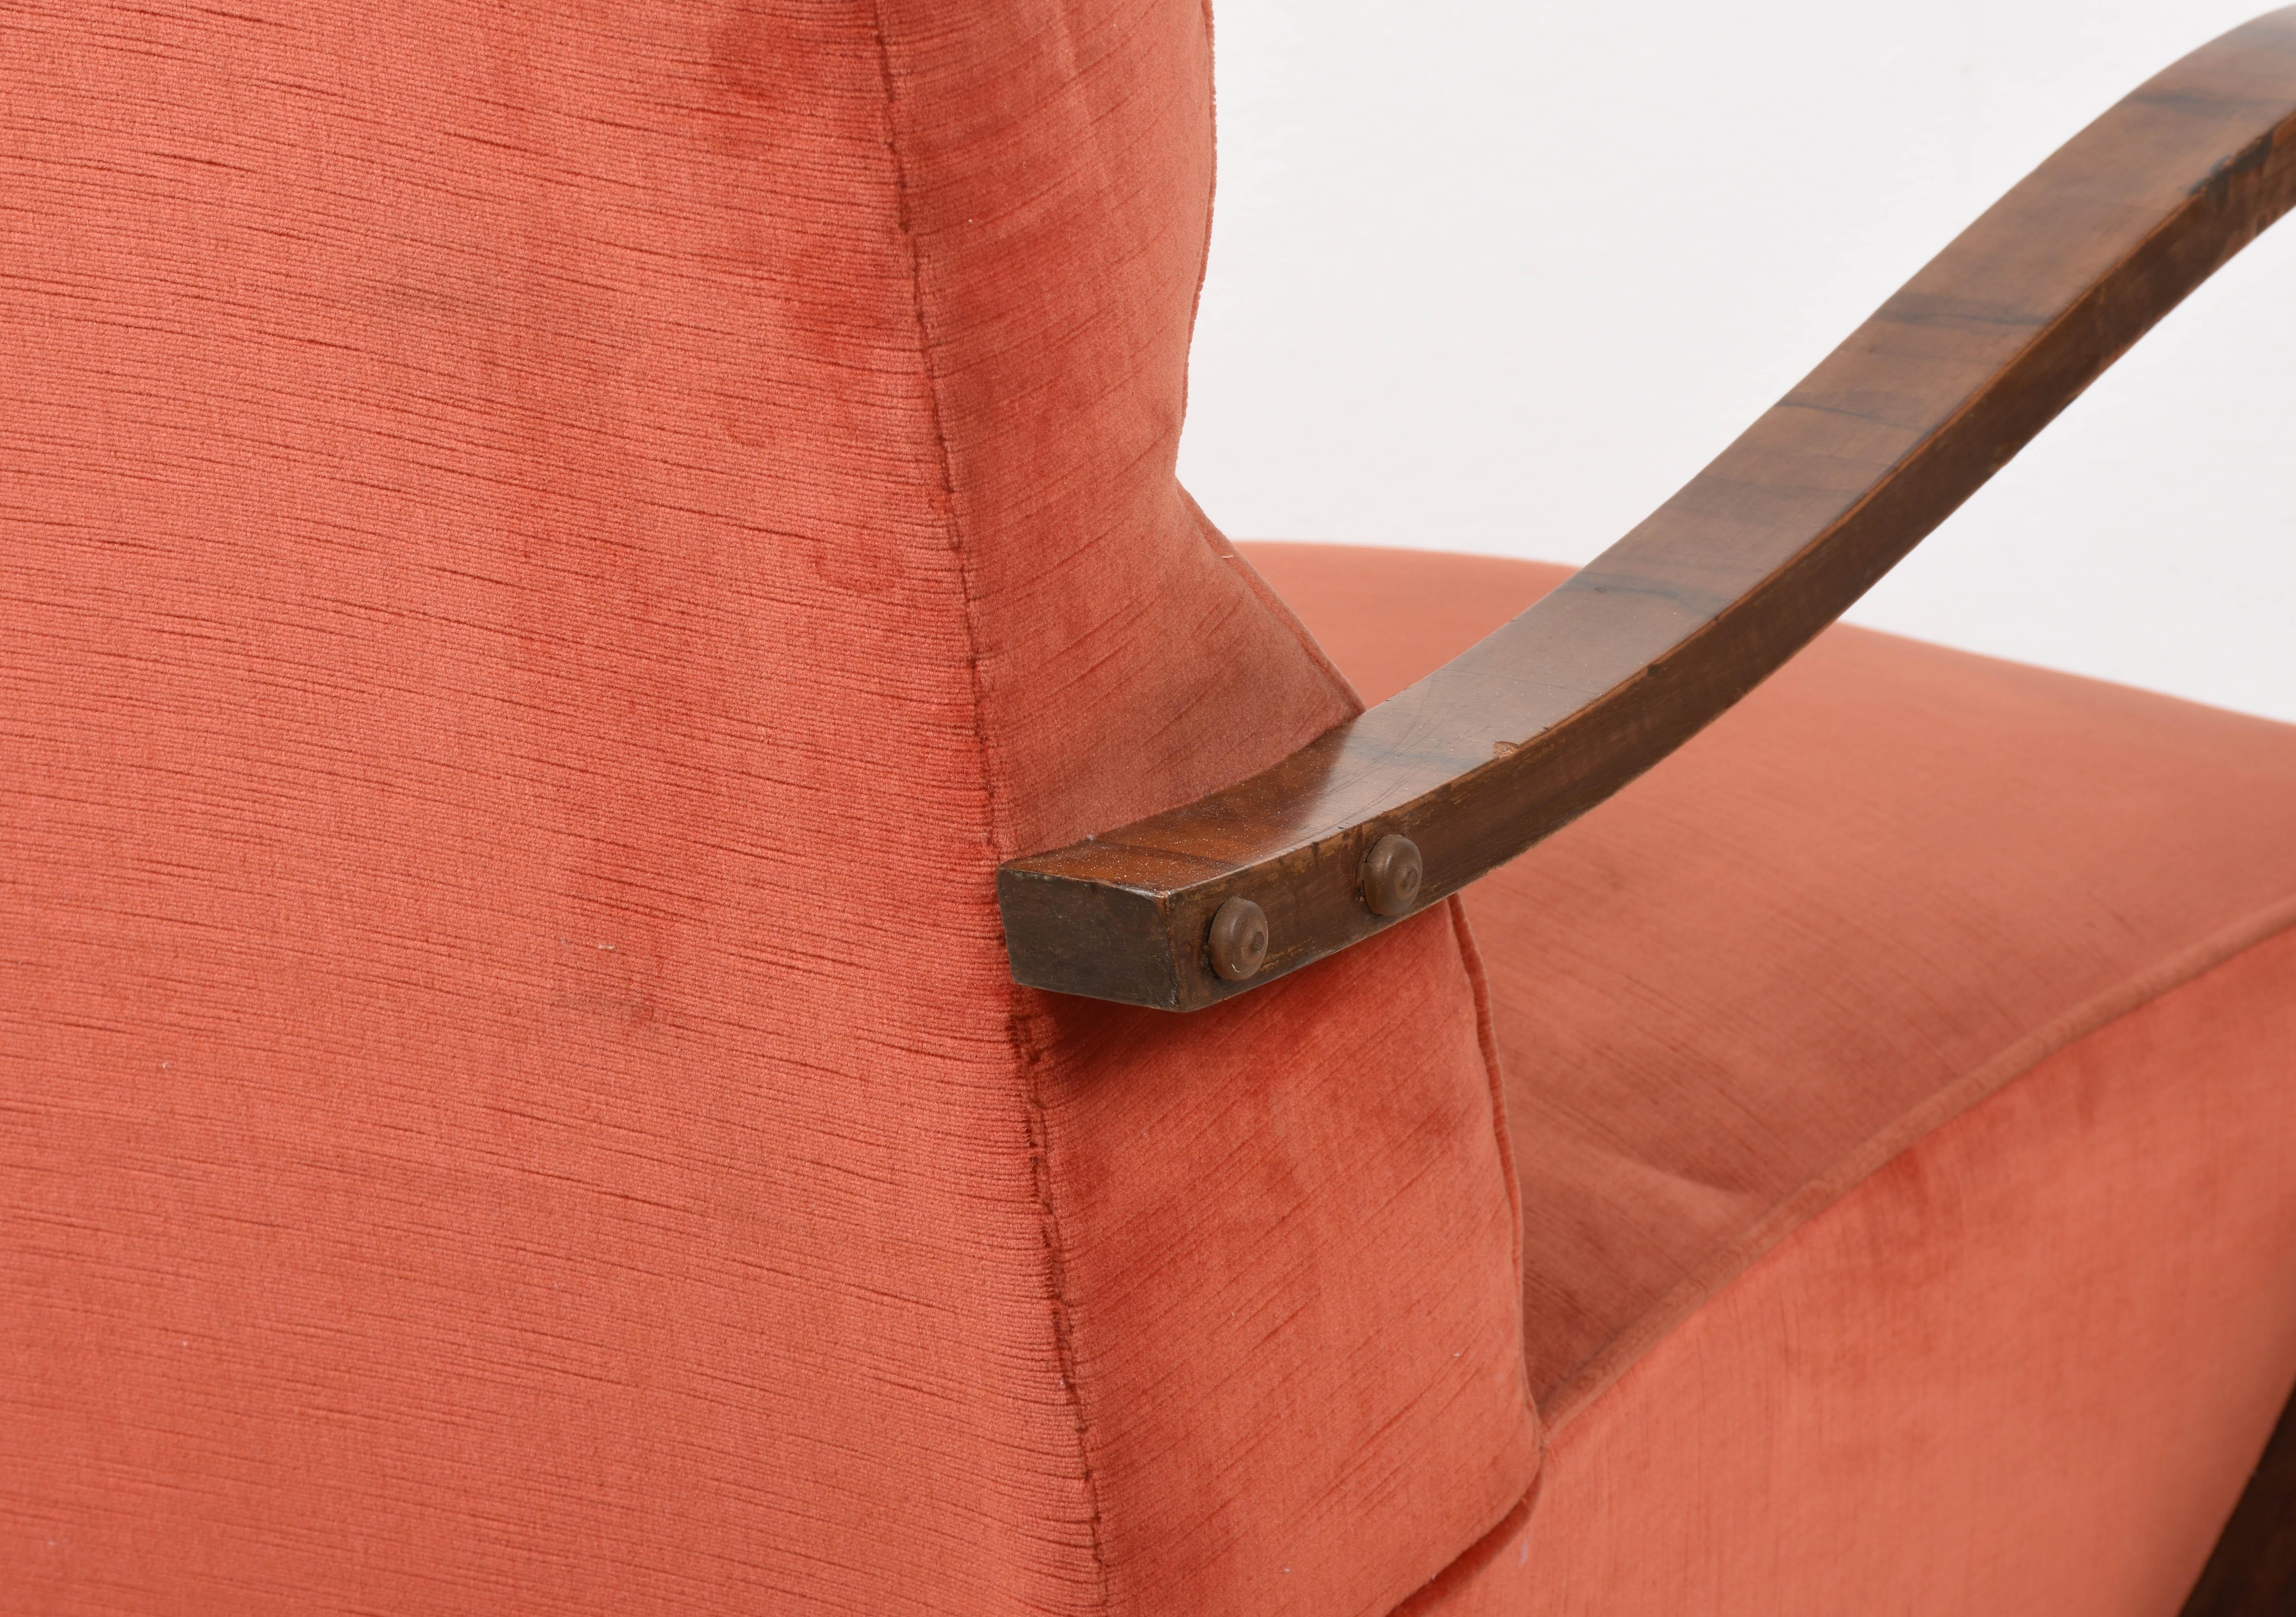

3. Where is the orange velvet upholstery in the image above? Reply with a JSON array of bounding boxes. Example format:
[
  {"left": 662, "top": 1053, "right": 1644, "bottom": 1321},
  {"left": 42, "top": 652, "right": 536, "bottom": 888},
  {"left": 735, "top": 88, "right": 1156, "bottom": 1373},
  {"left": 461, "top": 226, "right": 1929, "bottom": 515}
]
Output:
[
  {"left": 0, "top": 9, "right": 1536, "bottom": 1615},
  {"left": 1248, "top": 544, "right": 2296, "bottom": 1614},
  {"left": 8, "top": 0, "right": 2295, "bottom": 1609}
]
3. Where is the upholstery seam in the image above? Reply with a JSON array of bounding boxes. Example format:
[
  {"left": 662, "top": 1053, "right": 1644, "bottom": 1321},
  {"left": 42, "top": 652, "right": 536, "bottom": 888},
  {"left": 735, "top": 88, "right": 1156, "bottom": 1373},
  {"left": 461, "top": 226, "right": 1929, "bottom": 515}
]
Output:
[
  {"left": 1541, "top": 892, "right": 2296, "bottom": 1433},
  {"left": 1447, "top": 893, "right": 1536, "bottom": 1429},
  {"left": 1382, "top": 896, "right": 2296, "bottom": 1614},
  {"left": 1179, "top": 0, "right": 1216, "bottom": 426},
  {"left": 865, "top": 11, "right": 1112, "bottom": 1610},
  {"left": 1367, "top": 897, "right": 1545, "bottom": 1615},
  {"left": 1386, "top": 1430, "right": 1549, "bottom": 1617}
]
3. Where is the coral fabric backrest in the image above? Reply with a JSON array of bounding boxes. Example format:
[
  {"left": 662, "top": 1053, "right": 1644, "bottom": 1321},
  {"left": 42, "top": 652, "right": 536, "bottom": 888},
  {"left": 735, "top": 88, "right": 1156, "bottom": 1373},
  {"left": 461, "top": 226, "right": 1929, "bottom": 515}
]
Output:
[{"left": 0, "top": 4, "right": 1536, "bottom": 1614}]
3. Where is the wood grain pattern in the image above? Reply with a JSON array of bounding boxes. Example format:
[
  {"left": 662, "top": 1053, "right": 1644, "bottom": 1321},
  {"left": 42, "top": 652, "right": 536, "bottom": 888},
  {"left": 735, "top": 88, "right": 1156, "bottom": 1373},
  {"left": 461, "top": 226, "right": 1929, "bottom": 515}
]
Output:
[{"left": 1000, "top": 10, "right": 2296, "bottom": 1009}]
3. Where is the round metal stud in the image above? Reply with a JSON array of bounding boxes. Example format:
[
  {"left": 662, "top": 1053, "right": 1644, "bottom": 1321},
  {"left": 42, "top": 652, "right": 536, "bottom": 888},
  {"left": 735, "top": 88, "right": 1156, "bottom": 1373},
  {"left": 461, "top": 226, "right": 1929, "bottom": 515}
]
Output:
[
  {"left": 1206, "top": 896, "right": 1270, "bottom": 982},
  {"left": 1361, "top": 834, "right": 1424, "bottom": 916}
]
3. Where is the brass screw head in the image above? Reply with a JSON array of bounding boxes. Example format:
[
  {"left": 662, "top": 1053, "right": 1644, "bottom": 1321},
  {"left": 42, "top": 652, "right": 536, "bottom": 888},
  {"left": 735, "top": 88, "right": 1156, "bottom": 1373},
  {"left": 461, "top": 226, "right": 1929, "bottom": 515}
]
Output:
[
  {"left": 1207, "top": 896, "right": 1270, "bottom": 982},
  {"left": 1361, "top": 834, "right": 1424, "bottom": 916}
]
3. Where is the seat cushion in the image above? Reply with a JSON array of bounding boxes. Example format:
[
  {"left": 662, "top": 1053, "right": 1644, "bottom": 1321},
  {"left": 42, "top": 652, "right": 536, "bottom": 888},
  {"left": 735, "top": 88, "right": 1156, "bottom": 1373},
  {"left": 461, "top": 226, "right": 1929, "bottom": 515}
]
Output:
[{"left": 1243, "top": 543, "right": 2296, "bottom": 1615}]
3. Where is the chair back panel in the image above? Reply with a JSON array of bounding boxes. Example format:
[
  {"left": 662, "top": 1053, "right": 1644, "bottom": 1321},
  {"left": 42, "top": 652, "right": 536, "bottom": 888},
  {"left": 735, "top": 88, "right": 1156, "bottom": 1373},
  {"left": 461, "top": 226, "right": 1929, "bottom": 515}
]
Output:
[{"left": 0, "top": 4, "right": 1537, "bottom": 1610}]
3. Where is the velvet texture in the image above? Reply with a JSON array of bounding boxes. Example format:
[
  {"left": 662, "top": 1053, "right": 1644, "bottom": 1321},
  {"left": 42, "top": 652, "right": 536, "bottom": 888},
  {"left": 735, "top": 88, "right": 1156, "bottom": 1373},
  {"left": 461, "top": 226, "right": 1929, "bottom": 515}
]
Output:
[
  {"left": 12, "top": 0, "right": 2292, "bottom": 1606},
  {"left": 1248, "top": 545, "right": 2296, "bottom": 1614},
  {"left": 0, "top": 12, "right": 1532, "bottom": 1615}
]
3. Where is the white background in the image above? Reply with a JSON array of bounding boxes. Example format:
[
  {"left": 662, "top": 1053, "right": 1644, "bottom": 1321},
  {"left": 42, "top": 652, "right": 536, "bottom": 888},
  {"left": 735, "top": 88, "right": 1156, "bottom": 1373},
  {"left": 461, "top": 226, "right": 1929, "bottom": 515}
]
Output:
[{"left": 1178, "top": 1, "right": 2296, "bottom": 722}]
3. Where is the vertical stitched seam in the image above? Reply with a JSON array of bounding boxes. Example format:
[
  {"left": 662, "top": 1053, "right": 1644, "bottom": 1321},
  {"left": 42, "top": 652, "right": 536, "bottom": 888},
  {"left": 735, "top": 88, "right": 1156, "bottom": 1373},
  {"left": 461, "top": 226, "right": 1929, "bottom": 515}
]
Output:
[
  {"left": 1447, "top": 895, "right": 1538, "bottom": 1434},
  {"left": 1180, "top": 0, "right": 1217, "bottom": 423},
  {"left": 1012, "top": 1009, "right": 1112, "bottom": 1608},
  {"left": 867, "top": 11, "right": 1113, "bottom": 1610}
]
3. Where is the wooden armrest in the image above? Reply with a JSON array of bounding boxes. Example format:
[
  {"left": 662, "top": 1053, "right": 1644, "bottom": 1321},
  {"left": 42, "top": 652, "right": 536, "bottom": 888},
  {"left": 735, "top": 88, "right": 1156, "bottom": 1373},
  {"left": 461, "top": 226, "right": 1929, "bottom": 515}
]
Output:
[{"left": 999, "top": 10, "right": 2296, "bottom": 1011}]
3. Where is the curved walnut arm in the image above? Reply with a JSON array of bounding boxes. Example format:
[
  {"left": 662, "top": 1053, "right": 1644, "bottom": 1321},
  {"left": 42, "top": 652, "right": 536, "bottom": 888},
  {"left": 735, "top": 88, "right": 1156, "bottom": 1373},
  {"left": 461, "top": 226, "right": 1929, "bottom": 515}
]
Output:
[{"left": 999, "top": 10, "right": 2296, "bottom": 1011}]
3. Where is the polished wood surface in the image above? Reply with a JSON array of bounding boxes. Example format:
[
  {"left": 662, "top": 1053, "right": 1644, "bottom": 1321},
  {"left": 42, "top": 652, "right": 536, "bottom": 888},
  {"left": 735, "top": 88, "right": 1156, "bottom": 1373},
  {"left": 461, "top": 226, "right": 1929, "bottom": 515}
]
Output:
[
  {"left": 1000, "top": 11, "right": 2296, "bottom": 1009},
  {"left": 2182, "top": 1381, "right": 2296, "bottom": 1616}
]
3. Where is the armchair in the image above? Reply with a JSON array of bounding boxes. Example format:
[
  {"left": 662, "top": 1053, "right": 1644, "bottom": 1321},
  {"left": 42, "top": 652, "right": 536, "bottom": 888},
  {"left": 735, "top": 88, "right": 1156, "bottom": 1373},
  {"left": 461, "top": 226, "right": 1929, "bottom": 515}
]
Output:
[{"left": 2, "top": 4, "right": 2291, "bottom": 1615}]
